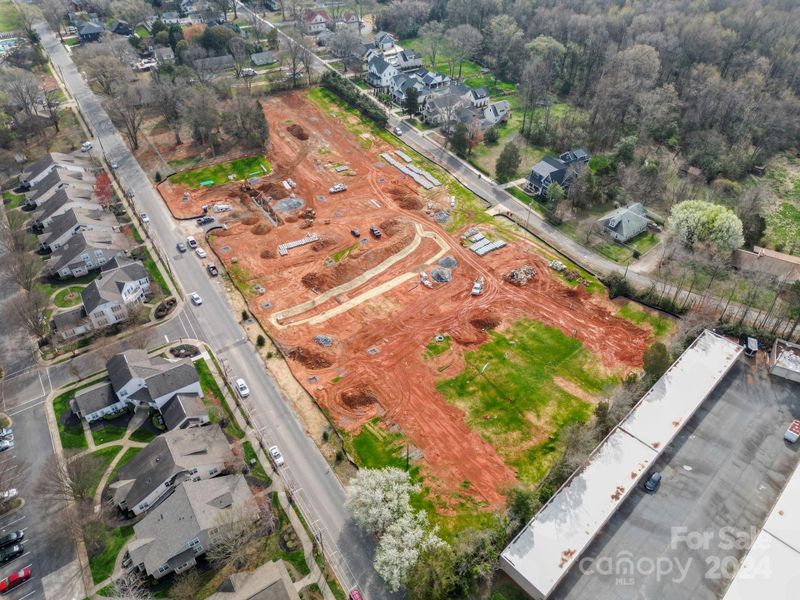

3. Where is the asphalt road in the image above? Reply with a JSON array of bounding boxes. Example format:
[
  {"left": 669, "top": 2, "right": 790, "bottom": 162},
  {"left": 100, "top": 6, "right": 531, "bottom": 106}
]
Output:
[{"left": 35, "top": 20, "right": 388, "bottom": 600}]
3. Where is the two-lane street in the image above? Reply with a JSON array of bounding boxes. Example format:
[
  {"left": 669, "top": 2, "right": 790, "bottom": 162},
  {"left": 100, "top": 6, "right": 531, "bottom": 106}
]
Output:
[{"left": 35, "top": 19, "right": 389, "bottom": 600}]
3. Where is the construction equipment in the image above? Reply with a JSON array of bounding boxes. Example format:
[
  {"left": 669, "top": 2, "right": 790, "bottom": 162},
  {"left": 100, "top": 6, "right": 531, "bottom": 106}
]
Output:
[{"left": 471, "top": 278, "right": 484, "bottom": 296}]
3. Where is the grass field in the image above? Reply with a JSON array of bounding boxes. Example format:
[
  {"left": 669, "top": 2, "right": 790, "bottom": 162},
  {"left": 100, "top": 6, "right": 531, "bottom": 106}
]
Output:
[
  {"left": 617, "top": 302, "right": 673, "bottom": 337},
  {"left": 437, "top": 319, "right": 615, "bottom": 484},
  {"left": 0, "top": 1, "right": 20, "bottom": 33},
  {"left": 91, "top": 422, "right": 129, "bottom": 446},
  {"left": 141, "top": 248, "right": 169, "bottom": 294},
  {"left": 242, "top": 440, "right": 272, "bottom": 485},
  {"left": 129, "top": 424, "right": 157, "bottom": 443},
  {"left": 195, "top": 358, "right": 245, "bottom": 439},
  {"left": 170, "top": 155, "right": 271, "bottom": 187},
  {"left": 86, "top": 445, "right": 123, "bottom": 499},
  {"left": 53, "top": 285, "right": 85, "bottom": 308},
  {"left": 87, "top": 524, "right": 134, "bottom": 584},
  {"left": 2, "top": 191, "right": 25, "bottom": 209},
  {"left": 53, "top": 390, "right": 89, "bottom": 450}
]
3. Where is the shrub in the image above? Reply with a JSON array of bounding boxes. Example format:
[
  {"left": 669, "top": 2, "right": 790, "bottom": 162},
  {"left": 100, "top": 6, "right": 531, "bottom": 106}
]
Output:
[
  {"left": 241, "top": 310, "right": 249, "bottom": 321},
  {"left": 484, "top": 126, "right": 499, "bottom": 145},
  {"left": 256, "top": 335, "right": 265, "bottom": 347},
  {"left": 155, "top": 171, "right": 162, "bottom": 182},
  {"left": 320, "top": 71, "right": 388, "bottom": 127}
]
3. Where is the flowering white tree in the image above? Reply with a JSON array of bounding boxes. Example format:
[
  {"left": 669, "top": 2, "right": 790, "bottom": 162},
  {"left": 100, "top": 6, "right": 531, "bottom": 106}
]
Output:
[
  {"left": 374, "top": 510, "right": 446, "bottom": 592},
  {"left": 345, "top": 467, "right": 418, "bottom": 537},
  {"left": 667, "top": 200, "right": 744, "bottom": 254}
]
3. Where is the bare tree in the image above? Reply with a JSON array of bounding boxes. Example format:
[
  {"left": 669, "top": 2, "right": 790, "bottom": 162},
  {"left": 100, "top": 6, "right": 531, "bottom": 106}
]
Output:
[
  {"left": 228, "top": 36, "right": 249, "bottom": 79},
  {"left": 43, "top": 88, "right": 63, "bottom": 132},
  {"left": 0, "top": 68, "right": 42, "bottom": 118},
  {"left": 180, "top": 86, "right": 222, "bottom": 157},
  {"left": 82, "top": 53, "right": 128, "bottom": 97},
  {"left": 109, "top": 0, "right": 153, "bottom": 27},
  {"left": 168, "top": 571, "right": 202, "bottom": 600},
  {"left": 445, "top": 24, "right": 482, "bottom": 80},
  {"left": 2, "top": 289, "right": 49, "bottom": 340},
  {"left": 0, "top": 212, "right": 36, "bottom": 255},
  {"left": 351, "top": 0, "right": 374, "bottom": 33},
  {"left": 418, "top": 21, "right": 445, "bottom": 69},
  {"left": 40, "top": 0, "right": 69, "bottom": 42},
  {"left": 280, "top": 28, "right": 305, "bottom": 88},
  {"left": 248, "top": 9, "right": 267, "bottom": 41},
  {"left": 328, "top": 29, "right": 363, "bottom": 73},
  {"left": 205, "top": 503, "right": 263, "bottom": 568},
  {"left": 151, "top": 75, "right": 184, "bottom": 146},
  {"left": 34, "top": 454, "right": 105, "bottom": 505},
  {"left": 107, "top": 81, "right": 150, "bottom": 150},
  {"left": 111, "top": 570, "right": 153, "bottom": 600},
  {"left": 6, "top": 251, "right": 42, "bottom": 292}
]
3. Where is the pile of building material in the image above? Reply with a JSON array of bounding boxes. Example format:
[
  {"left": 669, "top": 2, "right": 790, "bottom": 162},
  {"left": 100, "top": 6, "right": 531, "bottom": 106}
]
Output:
[
  {"left": 438, "top": 256, "right": 458, "bottom": 268},
  {"left": 314, "top": 335, "right": 333, "bottom": 347},
  {"left": 466, "top": 232, "right": 507, "bottom": 256},
  {"left": 475, "top": 240, "right": 506, "bottom": 256},
  {"left": 278, "top": 233, "right": 319, "bottom": 256},
  {"left": 395, "top": 150, "right": 413, "bottom": 163},
  {"left": 462, "top": 228, "right": 480, "bottom": 239},
  {"left": 380, "top": 153, "right": 434, "bottom": 190},
  {"left": 504, "top": 266, "right": 536, "bottom": 286},
  {"left": 406, "top": 163, "right": 441, "bottom": 187},
  {"left": 431, "top": 268, "right": 452, "bottom": 283},
  {"left": 548, "top": 260, "right": 567, "bottom": 272}
]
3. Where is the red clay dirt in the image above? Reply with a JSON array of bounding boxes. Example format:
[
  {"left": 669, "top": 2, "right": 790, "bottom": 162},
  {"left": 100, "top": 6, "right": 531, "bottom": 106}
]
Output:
[{"left": 158, "top": 90, "right": 653, "bottom": 508}]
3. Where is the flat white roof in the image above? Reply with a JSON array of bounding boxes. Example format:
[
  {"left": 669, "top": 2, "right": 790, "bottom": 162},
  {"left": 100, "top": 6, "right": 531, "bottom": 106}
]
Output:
[
  {"left": 501, "top": 429, "right": 656, "bottom": 599},
  {"left": 724, "top": 461, "right": 800, "bottom": 598},
  {"left": 500, "top": 331, "right": 743, "bottom": 599},
  {"left": 774, "top": 340, "right": 800, "bottom": 374},
  {"left": 620, "top": 331, "right": 742, "bottom": 451}
]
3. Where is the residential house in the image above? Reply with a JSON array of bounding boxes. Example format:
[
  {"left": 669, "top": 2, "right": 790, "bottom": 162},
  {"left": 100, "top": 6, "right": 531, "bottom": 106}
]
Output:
[
  {"left": 128, "top": 475, "right": 257, "bottom": 578},
  {"left": 374, "top": 31, "right": 396, "bottom": 52},
  {"left": 162, "top": 394, "right": 210, "bottom": 430},
  {"left": 481, "top": 100, "right": 511, "bottom": 128},
  {"left": 51, "top": 306, "right": 91, "bottom": 340},
  {"left": 421, "top": 88, "right": 468, "bottom": 126},
  {"left": 26, "top": 170, "right": 95, "bottom": 209},
  {"left": 336, "top": 12, "right": 361, "bottom": 31},
  {"left": 525, "top": 149, "right": 589, "bottom": 197},
  {"left": 469, "top": 87, "right": 490, "bottom": 108},
  {"left": 388, "top": 72, "right": 429, "bottom": 106},
  {"left": 208, "top": 561, "right": 300, "bottom": 600},
  {"left": 301, "top": 9, "right": 332, "bottom": 34},
  {"left": 110, "top": 20, "right": 133, "bottom": 36},
  {"left": 32, "top": 188, "right": 99, "bottom": 228},
  {"left": 80, "top": 257, "right": 151, "bottom": 329},
  {"left": 365, "top": 56, "right": 399, "bottom": 88},
  {"left": 392, "top": 49, "right": 423, "bottom": 71},
  {"left": 78, "top": 21, "right": 104, "bottom": 42},
  {"left": 597, "top": 203, "right": 651, "bottom": 243},
  {"left": 250, "top": 51, "right": 276, "bottom": 67},
  {"left": 38, "top": 207, "right": 119, "bottom": 253},
  {"left": 154, "top": 46, "right": 175, "bottom": 64},
  {"left": 19, "top": 151, "right": 92, "bottom": 188},
  {"left": 315, "top": 28, "right": 334, "bottom": 47},
  {"left": 46, "top": 230, "right": 129, "bottom": 279},
  {"left": 418, "top": 70, "right": 450, "bottom": 90},
  {"left": 160, "top": 12, "right": 181, "bottom": 25},
  {"left": 108, "top": 348, "right": 201, "bottom": 412},
  {"left": 71, "top": 382, "right": 128, "bottom": 422},
  {"left": 109, "top": 425, "right": 232, "bottom": 515}
]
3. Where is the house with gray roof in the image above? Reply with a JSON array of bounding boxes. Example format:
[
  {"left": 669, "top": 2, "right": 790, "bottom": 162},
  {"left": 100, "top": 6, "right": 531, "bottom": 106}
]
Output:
[
  {"left": 78, "top": 21, "right": 104, "bottom": 42},
  {"left": 250, "top": 51, "right": 276, "bottom": 66},
  {"left": 46, "top": 230, "right": 130, "bottom": 279},
  {"left": 51, "top": 305, "right": 91, "bottom": 340},
  {"left": 525, "top": 149, "right": 589, "bottom": 197},
  {"left": 28, "top": 172, "right": 96, "bottom": 211},
  {"left": 154, "top": 46, "right": 175, "bottom": 64},
  {"left": 71, "top": 382, "right": 128, "bottom": 422},
  {"left": 393, "top": 50, "right": 422, "bottom": 71},
  {"left": 81, "top": 257, "right": 150, "bottom": 329},
  {"left": 38, "top": 207, "right": 119, "bottom": 253},
  {"left": 208, "top": 561, "right": 299, "bottom": 600},
  {"left": 128, "top": 474, "right": 256, "bottom": 578},
  {"left": 597, "top": 203, "right": 651, "bottom": 243},
  {"left": 162, "top": 394, "right": 209, "bottom": 430},
  {"left": 110, "top": 425, "right": 232, "bottom": 515},
  {"left": 108, "top": 348, "right": 201, "bottom": 412},
  {"left": 481, "top": 100, "right": 511, "bottom": 128},
  {"left": 365, "top": 56, "right": 398, "bottom": 88},
  {"left": 20, "top": 151, "right": 92, "bottom": 188}
]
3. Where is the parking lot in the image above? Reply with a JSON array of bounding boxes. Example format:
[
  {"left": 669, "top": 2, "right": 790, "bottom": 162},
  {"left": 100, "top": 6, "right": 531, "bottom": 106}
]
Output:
[{"left": 555, "top": 357, "right": 800, "bottom": 600}]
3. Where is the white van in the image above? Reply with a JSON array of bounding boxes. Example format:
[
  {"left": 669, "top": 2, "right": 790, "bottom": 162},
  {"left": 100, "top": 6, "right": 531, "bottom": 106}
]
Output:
[{"left": 186, "top": 236, "right": 197, "bottom": 249}]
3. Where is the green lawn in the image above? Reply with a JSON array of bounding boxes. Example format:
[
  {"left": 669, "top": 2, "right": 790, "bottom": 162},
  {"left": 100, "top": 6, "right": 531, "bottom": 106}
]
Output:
[
  {"left": 628, "top": 231, "right": 661, "bottom": 255},
  {"left": 765, "top": 202, "right": 800, "bottom": 255},
  {"left": 437, "top": 319, "right": 615, "bottom": 484},
  {"left": 141, "top": 248, "right": 169, "bottom": 294},
  {"left": 135, "top": 25, "right": 149, "bottom": 38},
  {"left": 170, "top": 155, "right": 271, "bottom": 188},
  {"left": 63, "top": 37, "right": 80, "bottom": 47},
  {"left": 37, "top": 272, "right": 99, "bottom": 298},
  {"left": 242, "top": 440, "right": 271, "bottom": 485},
  {"left": 2, "top": 191, "right": 25, "bottom": 209},
  {"left": 195, "top": 358, "right": 245, "bottom": 439},
  {"left": 86, "top": 445, "right": 123, "bottom": 499},
  {"left": 129, "top": 424, "right": 157, "bottom": 443},
  {"left": 423, "top": 335, "right": 451, "bottom": 359},
  {"left": 87, "top": 524, "right": 134, "bottom": 584},
  {"left": 53, "top": 285, "right": 85, "bottom": 308},
  {"left": 91, "top": 422, "right": 129, "bottom": 446},
  {"left": 53, "top": 390, "right": 89, "bottom": 450},
  {"left": 617, "top": 303, "right": 673, "bottom": 337},
  {"left": 0, "top": 1, "right": 21, "bottom": 33}
]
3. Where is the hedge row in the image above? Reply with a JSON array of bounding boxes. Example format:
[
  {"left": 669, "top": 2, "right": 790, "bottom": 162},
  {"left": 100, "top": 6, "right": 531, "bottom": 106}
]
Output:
[{"left": 321, "top": 71, "right": 388, "bottom": 127}]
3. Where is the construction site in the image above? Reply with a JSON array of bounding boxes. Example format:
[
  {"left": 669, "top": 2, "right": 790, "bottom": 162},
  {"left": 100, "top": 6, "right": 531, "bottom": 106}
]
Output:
[{"left": 157, "top": 89, "right": 658, "bottom": 512}]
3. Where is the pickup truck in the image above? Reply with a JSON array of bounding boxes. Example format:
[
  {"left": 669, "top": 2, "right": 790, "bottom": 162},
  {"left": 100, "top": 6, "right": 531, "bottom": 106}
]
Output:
[{"left": 206, "top": 263, "right": 219, "bottom": 277}]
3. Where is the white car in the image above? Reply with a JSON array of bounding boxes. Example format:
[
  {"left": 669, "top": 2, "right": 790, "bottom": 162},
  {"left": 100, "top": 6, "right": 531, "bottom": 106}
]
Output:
[
  {"left": 80, "top": 141, "right": 93, "bottom": 152},
  {"left": 0, "top": 440, "right": 13, "bottom": 452},
  {"left": 329, "top": 183, "right": 347, "bottom": 194},
  {"left": 235, "top": 378, "right": 250, "bottom": 398},
  {"left": 195, "top": 248, "right": 207, "bottom": 259},
  {"left": 394, "top": 126, "right": 403, "bottom": 136},
  {"left": 0, "top": 489, "right": 17, "bottom": 501},
  {"left": 190, "top": 292, "right": 202, "bottom": 306},
  {"left": 269, "top": 446, "right": 285, "bottom": 467},
  {"left": 186, "top": 236, "right": 198, "bottom": 249},
  {"left": 141, "top": 213, "right": 150, "bottom": 223},
  {"left": 241, "top": 67, "right": 256, "bottom": 77}
]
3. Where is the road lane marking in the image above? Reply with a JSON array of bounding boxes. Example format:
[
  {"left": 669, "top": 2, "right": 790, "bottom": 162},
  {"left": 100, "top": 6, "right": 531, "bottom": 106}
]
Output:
[{"left": 7, "top": 401, "right": 45, "bottom": 417}]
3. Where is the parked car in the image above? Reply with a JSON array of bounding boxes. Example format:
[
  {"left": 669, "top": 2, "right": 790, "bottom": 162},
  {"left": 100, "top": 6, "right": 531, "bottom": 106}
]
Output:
[
  {"left": 0, "top": 428, "right": 12, "bottom": 439},
  {"left": 195, "top": 248, "right": 207, "bottom": 259},
  {"left": 206, "top": 263, "right": 219, "bottom": 277},
  {"left": 190, "top": 292, "right": 203, "bottom": 306},
  {"left": 80, "top": 141, "right": 92, "bottom": 152},
  {"left": 186, "top": 236, "right": 198, "bottom": 249},
  {"left": 784, "top": 420, "right": 800, "bottom": 444},
  {"left": 176, "top": 242, "right": 187, "bottom": 253},
  {"left": 141, "top": 213, "right": 150, "bottom": 223},
  {"left": 269, "top": 445, "right": 285, "bottom": 467},
  {"left": 236, "top": 378, "right": 250, "bottom": 398},
  {"left": 330, "top": 183, "right": 347, "bottom": 194},
  {"left": 0, "top": 567, "right": 31, "bottom": 593},
  {"left": 0, "top": 489, "right": 18, "bottom": 502},
  {"left": 350, "top": 228, "right": 360, "bottom": 238},
  {"left": 348, "top": 589, "right": 364, "bottom": 600},
  {"left": 0, "top": 544, "right": 23, "bottom": 565},
  {"left": 0, "top": 532, "right": 24, "bottom": 548},
  {"left": 393, "top": 126, "right": 403, "bottom": 136},
  {"left": 0, "top": 440, "right": 13, "bottom": 452},
  {"left": 197, "top": 216, "right": 215, "bottom": 226},
  {"left": 643, "top": 471, "right": 661, "bottom": 493},
  {"left": 241, "top": 68, "right": 257, "bottom": 77},
  {"left": 369, "top": 226, "right": 382, "bottom": 238}
]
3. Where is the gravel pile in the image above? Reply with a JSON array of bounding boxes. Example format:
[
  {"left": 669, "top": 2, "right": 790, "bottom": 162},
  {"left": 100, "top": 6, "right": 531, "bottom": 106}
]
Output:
[
  {"left": 431, "top": 268, "right": 452, "bottom": 283},
  {"left": 438, "top": 256, "right": 458, "bottom": 268}
]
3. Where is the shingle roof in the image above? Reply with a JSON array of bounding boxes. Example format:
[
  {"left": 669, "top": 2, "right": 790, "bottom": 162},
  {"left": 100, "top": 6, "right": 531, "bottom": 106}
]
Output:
[
  {"left": 21, "top": 152, "right": 91, "bottom": 182},
  {"left": 112, "top": 425, "right": 233, "bottom": 510},
  {"left": 250, "top": 51, "right": 275, "bottom": 66},
  {"left": 79, "top": 21, "right": 104, "bottom": 35},
  {"left": 39, "top": 206, "right": 116, "bottom": 248},
  {"left": 208, "top": 561, "right": 300, "bottom": 600},
  {"left": 48, "top": 231, "right": 129, "bottom": 273},
  {"left": 107, "top": 350, "right": 197, "bottom": 401},
  {"left": 73, "top": 381, "right": 118, "bottom": 416},
  {"left": 599, "top": 203, "right": 650, "bottom": 239},
  {"left": 129, "top": 475, "right": 256, "bottom": 575},
  {"left": 51, "top": 305, "right": 88, "bottom": 334},
  {"left": 162, "top": 394, "right": 208, "bottom": 430},
  {"left": 532, "top": 156, "right": 567, "bottom": 178},
  {"left": 368, "top": 56, "right": 394, "bottom": 76},
  {"left": 81, "top": 259, "right": 148, "bottom": 313}
]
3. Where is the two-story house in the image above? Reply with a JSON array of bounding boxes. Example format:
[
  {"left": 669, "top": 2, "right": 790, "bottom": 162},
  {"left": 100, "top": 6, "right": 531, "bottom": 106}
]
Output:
[
  {"left": 366, "top": 56, "right": 399, "bottom": 89},
  {"left": 26, "top": 169, "right": 95, "bottom": 210},
  {"left": 208, "top": 561, "right": 300, "bottom": 600},
  {"left": 46, "top": 230, "right": 130, "bottom": 279},
  {"left": 109, "top": 425, "right": 232, "bottom": 515},
  {"left": 393, "top": 50, "right": 423, "bottom": 71},
  {"left": 128, "top": 475, "right": 257, "bottom": 578},
  {"left": 38, "top": 207, "right": 119, "bottom": 253},
  {"left": 301, "top": 9, "right": 332, "bottom": 34},
  {"left": 525, "top": 148, "right": 590, "bottom": 197},
  {"left": 80, "top": 257, "right": 151, "bottom": 329},
  {"left": 19, "top": 151, "right": 92, "bottom": 189}
]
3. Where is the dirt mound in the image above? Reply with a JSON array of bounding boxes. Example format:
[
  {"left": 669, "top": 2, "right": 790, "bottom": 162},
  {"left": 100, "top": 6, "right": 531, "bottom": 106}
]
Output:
[
  {"left": 252, "top": 222, "right": 271, "bottom": 235},
  {"left": 301, "top": 271, "right": 332, "bottom": 290},
  {"left": 340, "top": 385, "right": 378, "bottom": 409},
  {"left": 287, "top": 124, "right": 309, "bottom": 140},
  {"left": 258, "top": 182, "right": 281, "bottom": 195},
  {"left": 260, "top": 249, "right": 276, "bottom": 259},
  {"left": 285, "top": 346, "right": 332, "bottom": 369},
  {"left": 311, "top": 237, "right": 337, "bottom": 252},
  {"left": 470, "top": 315, "right": 501, "bottom": 330},
  {"left": 241, "top": 215, "right": 261, "bottom": 226},
  {"left": 285, "top": 215, "right": 298, "bottom": 223},
  {"left": 389, "top": 186, "right": 422, "bottom": 210},
  {"left": 504, "top": 265, "right": 536, "bottom": 286},
  {"left": 379, "top": 218, "right": 403, "bottom": 237}
]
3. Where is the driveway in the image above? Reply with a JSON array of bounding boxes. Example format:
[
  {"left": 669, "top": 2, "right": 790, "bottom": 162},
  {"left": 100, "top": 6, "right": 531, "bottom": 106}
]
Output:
[{"left": 554, "top": 359, "right": 800, "bottom": 600}]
